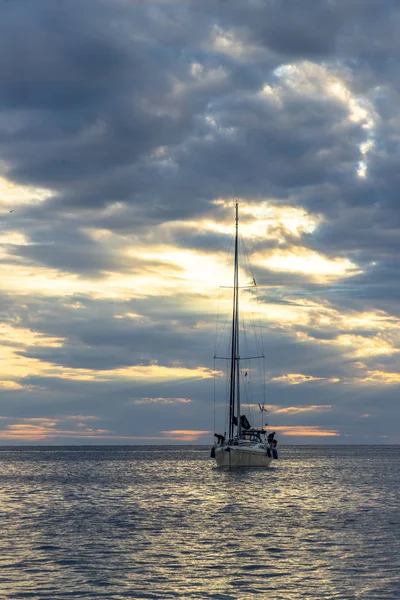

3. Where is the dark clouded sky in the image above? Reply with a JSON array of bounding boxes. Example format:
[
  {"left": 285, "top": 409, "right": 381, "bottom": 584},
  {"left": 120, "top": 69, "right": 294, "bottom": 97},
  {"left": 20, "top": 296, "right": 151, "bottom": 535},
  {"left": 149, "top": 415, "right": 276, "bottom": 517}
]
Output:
[{"left": 1, "top": 0, "right": 399, "bottom": 444}]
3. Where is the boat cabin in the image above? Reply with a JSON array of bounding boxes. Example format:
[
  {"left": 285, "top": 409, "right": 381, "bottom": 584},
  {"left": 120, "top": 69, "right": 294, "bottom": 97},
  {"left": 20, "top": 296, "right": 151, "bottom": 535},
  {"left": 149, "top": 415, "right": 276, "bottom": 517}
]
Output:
[{"left": 236, "top": 428, "right": 266, "bottom": 443}]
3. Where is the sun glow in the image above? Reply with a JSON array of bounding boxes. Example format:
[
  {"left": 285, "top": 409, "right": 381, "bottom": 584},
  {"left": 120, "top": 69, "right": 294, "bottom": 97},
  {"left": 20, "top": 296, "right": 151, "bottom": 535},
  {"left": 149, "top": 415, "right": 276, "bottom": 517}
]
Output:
[
  {"left": 259, "top": 249, "right": 360, "bottom": 280},
  {"left": 0, "top": 175, "right": 53, "bottom": 208},
  {"left": 209, "top": 200, "right": 319, "bottom": 240},
  {"left": 132, "top": 246, "right": 230, "bottom": 293}
]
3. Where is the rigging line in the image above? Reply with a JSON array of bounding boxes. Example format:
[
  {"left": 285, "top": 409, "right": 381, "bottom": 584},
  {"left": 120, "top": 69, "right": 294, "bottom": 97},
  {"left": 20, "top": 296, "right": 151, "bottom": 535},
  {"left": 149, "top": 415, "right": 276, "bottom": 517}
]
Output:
[
  {"left": 240, "top": 232, "right": 263, "bottom": 358},
  {"left": 242, "top": 365, "right": 255, "bottom": 427},
  {"left": 213, "top": 287, "right": 221, "bottom": 358},
  {"left": 253, "top": 289, "right": 267, "bottom": 410},
  {"left": 247, "top": 243, "right": 267, "bottom": 360},
  {"left": 225, "top": 359, "right": 230, "bottom": 436},
  {"left": 262, "top": 353, "right": 267, "bottom": 409},
  {"left": 213, "top": 357, "right": 216, "bottom": 434},
  {"left": 247, "top": 359, "right": 254, "bottom": 419},
  {"left": 240, "top": 233, "right": 267, "bottom": 416},
  {"left": 241, "top": 232, "right": 257, "bottom": 285},
  {"left": 214, "top": 234, "right": 234, "bottom": 356},
  {"left": 239, "top": 299, "right": 256, "bottom": 424},
  {"left": 228, "top": 201, "right": 239, "bottom": 442},
  {"left": 239, "top": 234, "right": 261, "bottom": 422},
  {"left": 214, "top": 237, "right": 233, "bottom": 355},
  {"left": 240, "top": 309, "right": 253, "bottom": 412}
]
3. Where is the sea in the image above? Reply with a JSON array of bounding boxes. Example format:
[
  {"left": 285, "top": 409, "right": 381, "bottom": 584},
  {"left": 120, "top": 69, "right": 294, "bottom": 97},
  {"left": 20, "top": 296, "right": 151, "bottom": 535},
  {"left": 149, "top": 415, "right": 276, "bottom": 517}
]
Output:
[{"left": 0, "top": 445, "right": 399, "bottom": 600}]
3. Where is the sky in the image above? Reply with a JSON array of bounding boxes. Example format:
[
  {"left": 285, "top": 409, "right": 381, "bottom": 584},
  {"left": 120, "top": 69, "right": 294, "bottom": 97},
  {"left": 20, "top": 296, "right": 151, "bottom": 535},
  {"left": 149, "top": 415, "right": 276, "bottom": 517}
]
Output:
[{"left": 1, "top": 0, "right": 400, "bottom": 445}]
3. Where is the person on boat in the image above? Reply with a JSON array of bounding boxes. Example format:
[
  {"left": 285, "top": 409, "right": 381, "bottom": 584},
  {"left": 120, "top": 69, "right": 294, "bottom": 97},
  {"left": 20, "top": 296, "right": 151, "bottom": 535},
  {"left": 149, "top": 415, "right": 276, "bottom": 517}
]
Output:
[
  {"left": 214, "top": 433, "right": 225, "bottom": 445},
  {"left": 267, "top": 431, "right": 276, "bottom": 445}
]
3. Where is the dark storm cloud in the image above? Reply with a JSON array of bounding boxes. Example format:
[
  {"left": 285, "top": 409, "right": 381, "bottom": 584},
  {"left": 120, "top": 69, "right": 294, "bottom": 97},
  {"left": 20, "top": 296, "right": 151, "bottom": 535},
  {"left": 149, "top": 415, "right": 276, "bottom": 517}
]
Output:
[
  {"left": 0, "top": 0, "right": 222, "bottom": 204},
  {"left": 0, "top": 0, "right": 365, "bottom": 222}
]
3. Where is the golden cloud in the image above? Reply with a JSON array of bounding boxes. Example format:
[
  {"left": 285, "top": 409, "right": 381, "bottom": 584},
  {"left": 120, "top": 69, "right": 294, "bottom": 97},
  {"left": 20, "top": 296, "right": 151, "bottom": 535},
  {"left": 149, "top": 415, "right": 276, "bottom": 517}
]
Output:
[
  {"left": 270, "top": 373, "right": 340, "bottom": 385},
  {"left": 0, "top": 380, "right": 25, "bottom": 390},
  {"left": 1, "top": 187, "right": 399, "bottom": 398},
  {"left": 134, "top": 397, "right": 192, "bottom": 404},
  {"left": 271, "top": 425, "right": 339, "bottom": 437},
  {"left": 173, "top": 200, "right": 321, "bottom": 241},
  {"left": 161, "top": 430, "right": 211, "bottom": 441},
  {"left": 0, "top": 333, "right": 215, "bottom": 385},
  {"left": 258, "top": 248, "right": 360, "bottom": 281},
  {"left": 0, "top": 424, "right": 112, "bottom": 441},
  {"left": 352, "top": 368, "right": 400, "bottom": 385},
  {"left": 0, "top": 415, "right": 113, "bottom": 441},
  {"left": 267, "top": 404, "right": 332, "bottom": 414},
  {"left": 0, "top": 175, "right": 52, "bottom": 209}
]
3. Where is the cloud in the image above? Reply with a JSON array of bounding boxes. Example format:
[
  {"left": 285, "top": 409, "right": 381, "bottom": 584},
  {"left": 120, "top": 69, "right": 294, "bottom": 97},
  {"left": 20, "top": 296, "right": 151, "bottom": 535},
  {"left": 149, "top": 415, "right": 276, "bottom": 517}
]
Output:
[
  {"left": 271, "top": 425, "right": 339, "bottom": 437},
  {"left": 0, "top": 415, "right": 108, "bottom": 441},
  {"left": 133, "top": 397, "right": 192, "bottom": 405},
  {"left": 1, "top": 0, "right": 400, "bottom": 444},
  {"left": 0, "top": 415, "right": 211, "bottom": 443},
  {"left": 161, "top": 430, "right": 211, "bottom": 441},
  {"left": 267, "top": 404, "right": 332, "bottom": 414},
  {"left": 270, "top": 374, "right": 339, "bottom": 385}
]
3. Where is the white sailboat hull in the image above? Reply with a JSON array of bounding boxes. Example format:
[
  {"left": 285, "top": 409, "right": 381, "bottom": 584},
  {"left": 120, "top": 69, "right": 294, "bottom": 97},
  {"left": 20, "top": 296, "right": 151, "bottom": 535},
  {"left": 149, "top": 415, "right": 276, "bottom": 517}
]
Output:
[{"left": 214, "top": 445, "right": 272, "bottom": 468}]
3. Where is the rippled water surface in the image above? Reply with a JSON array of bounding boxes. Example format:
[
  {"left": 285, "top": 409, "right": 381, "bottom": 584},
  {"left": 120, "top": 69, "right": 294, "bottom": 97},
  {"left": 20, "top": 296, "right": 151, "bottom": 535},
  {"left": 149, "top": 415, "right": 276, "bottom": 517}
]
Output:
[{"left": 0, "top": 445, "right": 399, "bottom": 599}]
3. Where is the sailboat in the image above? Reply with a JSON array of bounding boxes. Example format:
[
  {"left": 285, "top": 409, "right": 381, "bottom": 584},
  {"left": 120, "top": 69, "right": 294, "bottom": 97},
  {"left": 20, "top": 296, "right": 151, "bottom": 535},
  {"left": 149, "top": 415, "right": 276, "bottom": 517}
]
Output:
[{"left": 211, "top": 202, "right": 278, "bottom": 468}]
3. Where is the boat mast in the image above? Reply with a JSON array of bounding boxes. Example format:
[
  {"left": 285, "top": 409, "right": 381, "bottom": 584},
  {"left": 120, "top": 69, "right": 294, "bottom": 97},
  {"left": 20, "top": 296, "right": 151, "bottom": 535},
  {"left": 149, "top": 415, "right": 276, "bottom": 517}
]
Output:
[{"left": 228, "top": 202, "right": 240, "bottom": 441}]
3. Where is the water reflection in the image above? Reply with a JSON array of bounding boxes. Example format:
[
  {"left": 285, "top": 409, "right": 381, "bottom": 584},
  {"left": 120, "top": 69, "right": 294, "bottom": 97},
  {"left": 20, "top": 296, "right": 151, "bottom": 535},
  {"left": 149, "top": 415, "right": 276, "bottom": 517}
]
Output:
[{"left": 0, "top": 445, "right": 399, "bottom": 598}]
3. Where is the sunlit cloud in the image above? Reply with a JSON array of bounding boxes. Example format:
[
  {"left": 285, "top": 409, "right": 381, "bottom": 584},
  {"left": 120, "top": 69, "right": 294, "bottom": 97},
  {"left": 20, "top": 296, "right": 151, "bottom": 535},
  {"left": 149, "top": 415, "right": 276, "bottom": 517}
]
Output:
[
  {"left": 258, "top": 248, "right": 360, "bottom": 281},
  {"left": 0, "top": 199, "right": 354, "bottom": 312},
  {"left": 0, "top": 380, "right": 24, "bottom": 390},
  {"left": 208, "top": 25, "right": 266, "bottom": 61},
  {"left": 0, "top": 2, "right": 398, "bottom": 448},
  {"left": 272, "top": 61, "right": 376, "bottom": 179},
  {"left": 297, "top": 331, "right": 398, "bottom": 358},
  {"left": 0, "top": 340, "right": 215, "bottom": 383},
  {"left": 0, "top": 424, "right": 112, "bottom": 441},
  {"left": 352, "top": 369, "right": 400, "bottom": 385},
  {"left": 20, "top": 418, "right": 59, "bottom": 425},
  {"left": 334, "top": 334, "right": 397, "bottom": 358},
  {"left": 0, "top": 246, "right": 226, "bottom": 301},
  {"left": 208, "top": 200, "right": 320, "bottom": 240},
  {"left": 270, "top": 374, "right": 339, "bottom": 385},
  {"left": 0, "top": 324, "right": 64, "bottom": 348},
  {"left": 134, "top": 246, "right": 230, "bottom": 293},
  {"left": 271, "top": 305, "right": 400, "bottom": 361},
  {"left": 161, "top": 430, "right": 211, "bottom": 441},
  {"left": 64, "top": 415, "right": 100, "bottom": 421},
  {"left": 272, "top": 425, "right": 339, "bottom": 437},
  {"left": 133, "top": 397, "right": 192, "bottom": 405},
  {"left": 0, "top": 231, "right": 31, "bottom": 246},
  {"left": 273, "top": 61, "right": 376, "bottom": 131},
  {"left": 114, "top": 312, "right": 146, "bottom": 321},
  {"left": 0, "top": 320, "right": 217, "bottom": 386},
  {"left": 0, "top": 414, "right": 164, "bottom": 442},
  {"left": 0, "top": 416, "right": 114, "bottom": 441},
  {"left": 0, "top": 175, "right": 53, "bottom": 209},
  {"left": 267, "top": 404, "right": 332, "bottom": 414}
]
